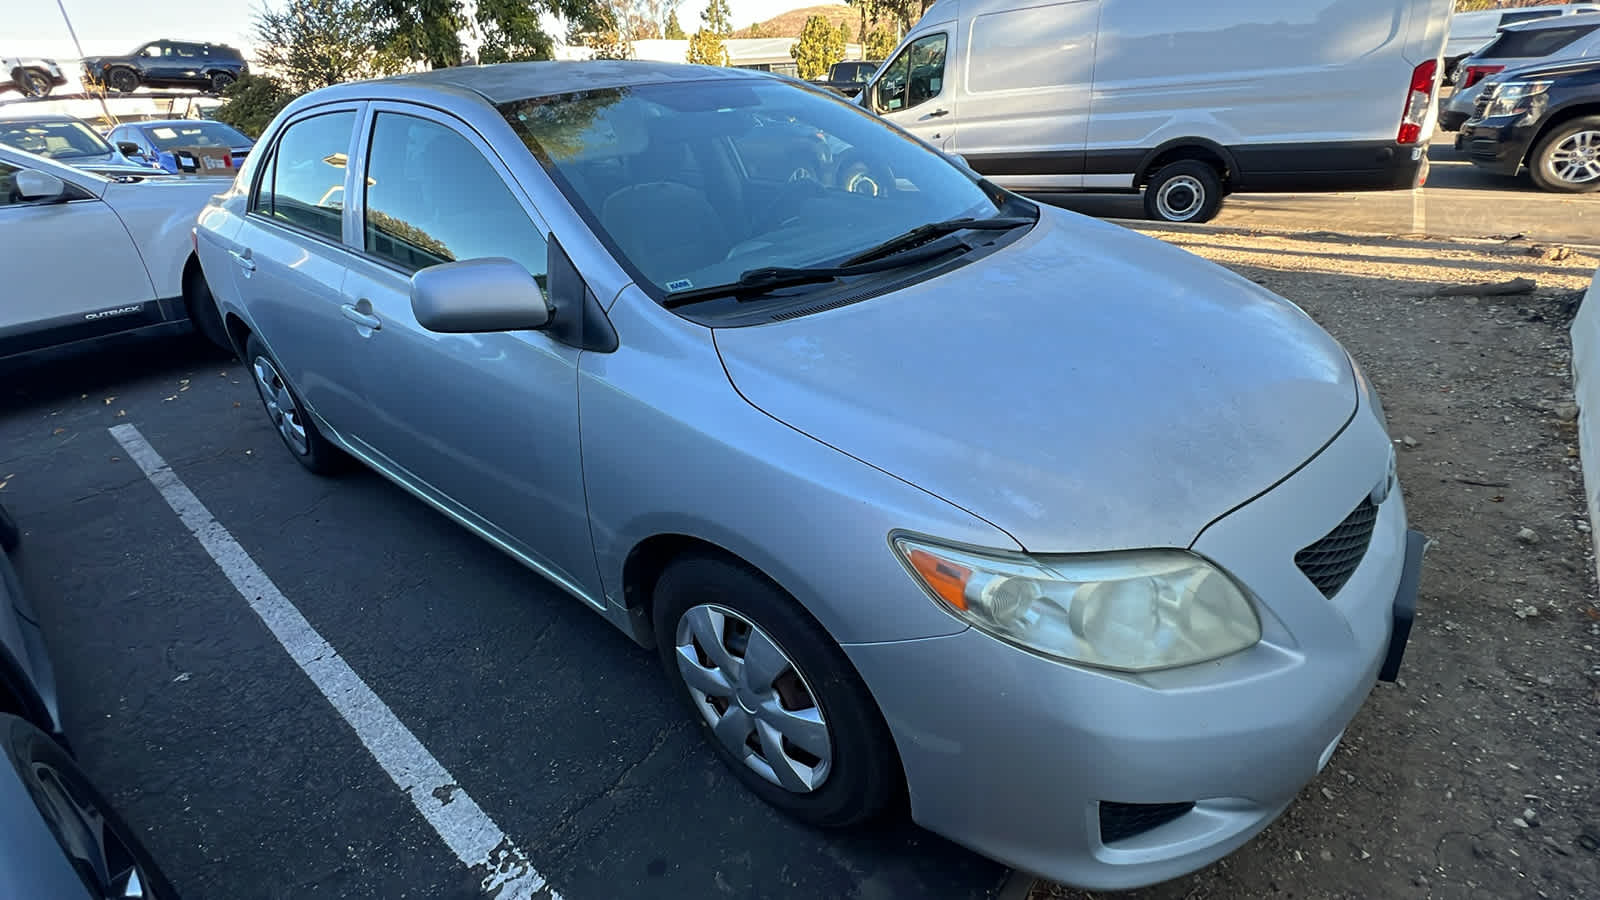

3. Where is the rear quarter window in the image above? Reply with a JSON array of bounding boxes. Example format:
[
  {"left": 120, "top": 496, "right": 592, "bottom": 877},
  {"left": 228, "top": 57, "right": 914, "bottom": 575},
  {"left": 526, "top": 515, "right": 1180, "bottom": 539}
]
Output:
[
  {"left": 1481, "top": 23, "right": 1599, "bottom": 58},
  {"left": 1499, "top": 10, "right": 1562, "bottom": 27}
]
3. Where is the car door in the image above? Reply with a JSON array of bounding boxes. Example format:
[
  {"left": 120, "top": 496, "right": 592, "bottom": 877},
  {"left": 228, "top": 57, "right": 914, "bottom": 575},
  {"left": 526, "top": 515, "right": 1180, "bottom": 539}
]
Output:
[
  {"left": 865, "top": 30, "right": 956, "bottom": 150},
  {"left": 338, "top": 104, "right": 600, "bottom": 593},
  {"left": 0, "top": 153, "right": 157, "bottom": 357},
  {"left": 227, "top": 105, "right": 371, "bottom": 439}
]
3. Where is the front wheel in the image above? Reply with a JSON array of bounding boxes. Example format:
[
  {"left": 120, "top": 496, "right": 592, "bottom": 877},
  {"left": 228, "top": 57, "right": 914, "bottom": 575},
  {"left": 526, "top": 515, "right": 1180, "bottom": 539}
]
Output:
[
  {"left": 1144, "top": 160, "right": 1225, "bottom": 223},
  {"left": 106, "top": 67, "right": 138, "bottom": 93},
  {"left": 245, "top": 334, "right": 348, "bottom": 475},
  {"left": 653, "top": 555, "right": 901, "bottom": 828},
  {"left": 1528, "top": 116, "right": 1600, "bottom": 194}
]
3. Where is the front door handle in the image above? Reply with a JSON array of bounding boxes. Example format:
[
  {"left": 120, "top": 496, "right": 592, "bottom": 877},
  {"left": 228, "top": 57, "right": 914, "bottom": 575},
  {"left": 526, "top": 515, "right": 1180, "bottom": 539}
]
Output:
[
  {"left": 228, "top": 248, "right": 255, "bottom": 272},
  {"left": 922, "top": 108, "right": 950, "bottom": 119},
  {"left": 340, "top": 303, "right": 381, "bottom": 331}
]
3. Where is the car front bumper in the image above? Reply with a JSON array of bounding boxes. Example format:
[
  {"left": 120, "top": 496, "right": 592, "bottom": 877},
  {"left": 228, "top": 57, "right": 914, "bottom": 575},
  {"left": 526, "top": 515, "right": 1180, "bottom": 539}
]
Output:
[
  {"left": 1461, "top": 115, "right": 1536, "bottom": 176},
  {"left": 845, "top": 410, "right": 1419, "bottom": 890}
]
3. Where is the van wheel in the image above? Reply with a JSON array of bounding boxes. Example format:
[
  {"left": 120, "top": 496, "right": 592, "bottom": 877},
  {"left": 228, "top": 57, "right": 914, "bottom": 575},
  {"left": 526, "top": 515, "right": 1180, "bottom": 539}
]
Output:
[
  {"left": 1528, "top": 116, "right": 1600, "bottom": 194},
  {"left": 1144, "top": 161, "right": 1224, "bottom": 223}
]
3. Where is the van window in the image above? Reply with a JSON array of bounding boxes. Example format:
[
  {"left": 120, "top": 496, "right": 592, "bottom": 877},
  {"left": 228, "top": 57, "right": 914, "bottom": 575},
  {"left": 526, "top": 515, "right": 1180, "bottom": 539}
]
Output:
[
  {"left": 874, "top": 33, "right": 948, "bottom": 112},
  {"left": 968, "top": 1, "right": 1098, "bottom": 93},
  {"left": 1481, "top": 23, "right": 1597, "bottom": 58}
]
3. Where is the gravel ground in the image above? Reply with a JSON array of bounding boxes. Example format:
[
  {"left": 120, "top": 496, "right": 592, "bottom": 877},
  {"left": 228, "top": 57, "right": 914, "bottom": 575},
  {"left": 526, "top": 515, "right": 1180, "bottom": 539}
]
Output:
[{"left": 1030, "top": 227, "right": 1600, "bottom": 900}]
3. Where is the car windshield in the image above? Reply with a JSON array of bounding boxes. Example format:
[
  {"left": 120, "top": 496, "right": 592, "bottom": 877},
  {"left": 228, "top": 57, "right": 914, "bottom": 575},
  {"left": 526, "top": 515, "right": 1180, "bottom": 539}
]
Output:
[
  {"left": 143, "top": 121, "right": 249, "bottom": 151},
  {"left": 0, "top": 119, "right": 112, "bottom": 160},
  {"left": 499, "top": 77, "right": 1003, "bottom": 299}
]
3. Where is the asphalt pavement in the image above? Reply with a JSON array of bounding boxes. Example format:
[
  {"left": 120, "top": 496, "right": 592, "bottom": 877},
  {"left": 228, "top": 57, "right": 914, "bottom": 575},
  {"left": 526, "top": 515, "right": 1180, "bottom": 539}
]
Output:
[
  {"left": 1040, "top": 140, "right": 1598, "bottom": 246},
  {"left": 0, "top": 336, "right": 1010, "bottom": 899}
]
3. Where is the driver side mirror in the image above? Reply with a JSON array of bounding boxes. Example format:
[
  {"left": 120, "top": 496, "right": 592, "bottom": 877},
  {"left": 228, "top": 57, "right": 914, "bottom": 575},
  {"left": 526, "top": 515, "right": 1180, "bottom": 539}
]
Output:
[
  {"left": 411, "top": 257, "right": 551, "bottom": 333},
  {"left": 117, "top": 141, "right": 144, "bottom": 157},
  {"left": 15, "top": 169, "right": 66, "bottom": 202}
]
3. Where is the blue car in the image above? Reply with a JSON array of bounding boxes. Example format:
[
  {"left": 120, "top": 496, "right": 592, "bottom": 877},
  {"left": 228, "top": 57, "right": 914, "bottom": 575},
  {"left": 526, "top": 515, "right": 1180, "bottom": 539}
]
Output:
[{"left": 107, "top": 119, "right": 253, "bottom": 174}]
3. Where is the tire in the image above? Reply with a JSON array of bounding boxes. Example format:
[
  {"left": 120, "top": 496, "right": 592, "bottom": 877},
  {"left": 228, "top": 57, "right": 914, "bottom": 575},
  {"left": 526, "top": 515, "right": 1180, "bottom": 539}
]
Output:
[
  {"left": 209, "top": 72, "right": 235, "bottom": 94},
  {"left": 1143, "top": 159, "right": 1225, "bottom": 223},
  {"left": 244, "top": 334, "right": 348, "bottom": 475},
  {"left": 0, "top": 503, "right": 19, "bottom": 552},
  {"left": 1528, "top": 115, "right": 1600, "bottom": 194},
  {"left": 106, "top": 67, "right": 139, "bottom": 93},
  {"left": 19, "top": 68, "right": 52, "bottom": 98},
  {"left": 1, "top": 714, "right": 180, "bottom": 900},
  {"left": 652, "top": 554, "right": 901, "bottom": 828},
  {"left": 183, "top": 264, "right": 232, "bottom": 355}
]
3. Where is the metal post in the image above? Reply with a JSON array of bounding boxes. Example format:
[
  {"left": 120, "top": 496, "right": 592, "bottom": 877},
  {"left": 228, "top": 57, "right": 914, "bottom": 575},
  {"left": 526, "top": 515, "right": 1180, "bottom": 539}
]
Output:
[{"left": 55, "top": 0, "right": 117, "bottom": 127}]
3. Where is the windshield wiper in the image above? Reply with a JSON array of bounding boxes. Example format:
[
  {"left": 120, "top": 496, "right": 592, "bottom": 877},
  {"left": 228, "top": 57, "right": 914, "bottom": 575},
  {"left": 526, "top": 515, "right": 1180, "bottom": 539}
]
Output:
[
  {"left": 661, "top": 234, "right": 979, "bottom": 309},
  {"left": 842, "top": 215, "right": 1033, "bottom": 266}
]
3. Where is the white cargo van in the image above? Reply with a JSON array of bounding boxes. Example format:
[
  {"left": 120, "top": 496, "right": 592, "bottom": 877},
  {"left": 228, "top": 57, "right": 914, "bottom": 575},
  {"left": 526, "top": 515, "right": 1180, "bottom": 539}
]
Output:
[{"left": 858, "top": 0, "right": 1451, "bottom": 222}]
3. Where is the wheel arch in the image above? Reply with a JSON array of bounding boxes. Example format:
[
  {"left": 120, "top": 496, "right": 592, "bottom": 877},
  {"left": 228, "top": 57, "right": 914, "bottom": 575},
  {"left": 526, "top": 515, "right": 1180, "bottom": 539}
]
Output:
[
  {"left": 1136, "top": 139, "right": 1236, "bottom": 189},
  {"left": 1522, "top": 103, "right": 1600, "bottom": 167}
]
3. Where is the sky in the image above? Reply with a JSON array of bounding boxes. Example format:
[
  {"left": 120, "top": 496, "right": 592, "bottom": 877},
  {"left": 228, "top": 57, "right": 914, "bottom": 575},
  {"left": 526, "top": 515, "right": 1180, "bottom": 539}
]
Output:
[{"left": 7, "top": 0, "right": 831, "bottom": 60}]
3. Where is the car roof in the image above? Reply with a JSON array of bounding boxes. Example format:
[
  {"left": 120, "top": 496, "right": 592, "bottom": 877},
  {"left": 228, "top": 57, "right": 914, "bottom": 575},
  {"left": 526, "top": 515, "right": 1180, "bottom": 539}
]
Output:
[
  {"left": 1500, "top": 13, "right": 1600, "bottom": 32},
  {"left": 128, "top": 118, "right": 238, "bottom": 129},
  {"left": 0, "top": 113, "right": 88, "bottom": 125},
  {"left": 336, "top": 61, "right": 773, "bottom": 107}
]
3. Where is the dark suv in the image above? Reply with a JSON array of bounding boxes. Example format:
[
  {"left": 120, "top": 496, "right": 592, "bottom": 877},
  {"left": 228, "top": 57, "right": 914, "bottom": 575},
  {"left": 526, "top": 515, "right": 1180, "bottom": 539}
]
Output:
[
  {"left": 81, "top": 40, "right": 247, "bottom": 95},
  {"left": 1461, "top": 57, "right": 1600, "bottom": 192}
]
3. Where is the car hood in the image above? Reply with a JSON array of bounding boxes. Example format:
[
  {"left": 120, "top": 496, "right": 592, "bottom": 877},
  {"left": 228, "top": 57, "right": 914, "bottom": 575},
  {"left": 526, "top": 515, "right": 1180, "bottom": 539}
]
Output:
[{"left": 713, "top": 208, "right": 1357, "bottom": 553}]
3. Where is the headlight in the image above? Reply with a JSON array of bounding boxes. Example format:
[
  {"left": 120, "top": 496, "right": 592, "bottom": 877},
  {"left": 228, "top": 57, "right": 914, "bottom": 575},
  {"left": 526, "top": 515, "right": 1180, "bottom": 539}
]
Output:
[
  {"left": 892, "top": 536, "right": 1261, "bottom": 672},
  {"left": 1484, "top": 80, "right": 1552, "bottom": 118}
]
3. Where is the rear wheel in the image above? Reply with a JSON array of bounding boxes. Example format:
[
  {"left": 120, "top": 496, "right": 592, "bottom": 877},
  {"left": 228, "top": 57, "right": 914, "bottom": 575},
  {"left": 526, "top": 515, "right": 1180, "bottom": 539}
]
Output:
[
  {"left": 245, "top": 334, "right": 348, "bottom": 475},
  {"left": 653, "top": 554, "right": 901, "bottom": 828},
  {"left": 19, "top": 68, "right": 53, "bottom": 98},
  {"left": 1528, "top": 116, "right": 1600, "bottom": 194},
  {"left": 210, "top": 72, "right": 235, "bottom": 94},
  {"left": 1144, "top": 160, "right": 1224, "bottom": 223},
  {"left": 106, "top": 67, "right": 138, "bottom": 93},
  {"left": 183, "top": 264, "right": 231, "bottom": 354}
]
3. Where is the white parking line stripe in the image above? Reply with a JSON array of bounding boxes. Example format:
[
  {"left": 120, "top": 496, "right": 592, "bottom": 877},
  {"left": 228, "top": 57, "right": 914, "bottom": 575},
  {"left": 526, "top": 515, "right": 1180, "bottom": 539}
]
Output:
[{"left": 109, "top": 424, "right": 560, "bottom": 900}]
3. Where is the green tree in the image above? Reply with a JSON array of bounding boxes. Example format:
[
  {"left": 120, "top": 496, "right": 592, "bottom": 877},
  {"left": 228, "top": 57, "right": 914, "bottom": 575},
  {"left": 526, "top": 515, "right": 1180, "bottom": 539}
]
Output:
[
  {"left": 664, "top": 8, "right": 687, "bottom": 38},
  {"left": 700, "top": 0, "right": 733, "bottom": 36},
  {"left": 687, "top": 27, "right": 728, "bottom": 65},
  {"left": 213, "top": 74, "right": 294, "bottom": 138},
  {"left": 865, "top": 27, "right": 896, "bottom": 60},
  {"left": 745, "top": 21, "right": 767, "bottom": 38},
  {"left": 251, "top": 0, "right": 405, "bottom": 94},
  {"left": 847, "top": 0, "right": 929, "bottom": 34},
  {"left": 836, "top": 20, "right": 852, "bottom": 49},
  {"left": 791, "top": 14, "right": 846, "bottom": 79},
  {"left": 369, "top": 0, "right": 607, "bottom": 68}
]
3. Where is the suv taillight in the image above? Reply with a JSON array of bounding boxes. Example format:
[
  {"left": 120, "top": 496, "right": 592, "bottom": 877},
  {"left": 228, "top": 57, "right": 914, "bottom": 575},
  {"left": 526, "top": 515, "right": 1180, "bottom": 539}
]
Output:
[
  {"left": 1461, "top": 64, "right": 1504, "bottom": 88},
  {"left": 1397, "top": 59, "right": 1438, "bottom": 145}
]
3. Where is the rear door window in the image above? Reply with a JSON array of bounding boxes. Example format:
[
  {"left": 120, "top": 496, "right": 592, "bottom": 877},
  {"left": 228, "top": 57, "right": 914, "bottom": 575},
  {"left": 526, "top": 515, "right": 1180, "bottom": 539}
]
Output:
[
  {"left": 251, "top": 111, "right": 356, "bottom": 240},
  {"left": 1482, "top": 23, "right": 1598, "bottom": 57}
]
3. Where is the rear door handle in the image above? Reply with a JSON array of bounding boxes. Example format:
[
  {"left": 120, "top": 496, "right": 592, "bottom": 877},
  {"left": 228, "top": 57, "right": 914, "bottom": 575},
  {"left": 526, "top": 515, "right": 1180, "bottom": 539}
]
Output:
[
  {"left": 923, "top": 108, "right": 950, "bottom": 119},
  {"left": 340, "top": 303, "right": 381, "bottom": 331},
  {"left": 228, "top": 248, "right": 255, "bottom": 272}
]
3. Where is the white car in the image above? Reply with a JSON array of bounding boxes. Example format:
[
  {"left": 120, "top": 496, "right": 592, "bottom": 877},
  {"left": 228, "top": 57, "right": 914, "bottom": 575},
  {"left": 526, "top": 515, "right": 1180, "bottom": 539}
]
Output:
[{"left": 0, "top": 143, "right": 230, "bottom": 360}]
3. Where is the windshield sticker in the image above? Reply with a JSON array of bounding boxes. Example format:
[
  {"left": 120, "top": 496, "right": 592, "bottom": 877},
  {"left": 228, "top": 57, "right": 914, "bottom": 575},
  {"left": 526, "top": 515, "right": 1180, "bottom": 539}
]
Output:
[{"left": 666, "top": 279, "right": 693, "bottom": 291}]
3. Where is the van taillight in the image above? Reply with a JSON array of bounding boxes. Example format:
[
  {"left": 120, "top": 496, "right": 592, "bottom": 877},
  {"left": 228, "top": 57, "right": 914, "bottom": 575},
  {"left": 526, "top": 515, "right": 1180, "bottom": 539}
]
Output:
[
  {"left": 1461, "top": 64, "right": 1504, "bottom": 88},
  {"left": 1397, "top": 59, "right": 1438, "bottom": 145}
]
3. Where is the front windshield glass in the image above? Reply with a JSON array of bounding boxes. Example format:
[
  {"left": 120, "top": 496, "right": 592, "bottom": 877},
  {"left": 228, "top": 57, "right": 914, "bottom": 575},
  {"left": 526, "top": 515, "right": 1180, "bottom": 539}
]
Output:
[
  {"left": 499, "top": 77, "right": 1002, "bottom": 298},
  {"left": 0, "top": 119, "right": 112, "bottom": 160},
  {"left": 144, "top": 121, "right": 250, "bottom": 151}
]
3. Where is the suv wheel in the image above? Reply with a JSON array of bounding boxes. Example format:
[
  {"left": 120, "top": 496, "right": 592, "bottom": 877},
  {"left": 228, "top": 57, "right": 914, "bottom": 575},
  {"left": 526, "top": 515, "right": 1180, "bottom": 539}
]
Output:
[
  {"left": 1529, "top": 115, "right": 1600, "bottom": 194},
  {"left": 19, "top": 68, "right": 52, "bottom": 98},
  {"left": 106, "top": 67, "right": 138, "bottom": 93},
  {"left": 210, "top": 72, "right": 235, "bottom": 94}
]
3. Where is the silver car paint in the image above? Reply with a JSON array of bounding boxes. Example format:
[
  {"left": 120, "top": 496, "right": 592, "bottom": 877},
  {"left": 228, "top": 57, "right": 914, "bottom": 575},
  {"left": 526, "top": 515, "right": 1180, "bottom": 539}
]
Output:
[
  {"left": 195, "top": 62, "right": 1410, "bottom": 888},
  {"left": 1445, "top": 18, "right": 1600, "bottom": 121}
]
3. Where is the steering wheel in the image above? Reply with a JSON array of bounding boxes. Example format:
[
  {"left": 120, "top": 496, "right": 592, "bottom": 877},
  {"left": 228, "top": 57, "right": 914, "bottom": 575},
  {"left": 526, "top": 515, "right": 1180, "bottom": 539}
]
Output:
[
  {"left": 758, "top": 166, "right": 827, "bottom": 230},
  {"left": 831, "top": 152, "right": 893, "bottom": 199}
]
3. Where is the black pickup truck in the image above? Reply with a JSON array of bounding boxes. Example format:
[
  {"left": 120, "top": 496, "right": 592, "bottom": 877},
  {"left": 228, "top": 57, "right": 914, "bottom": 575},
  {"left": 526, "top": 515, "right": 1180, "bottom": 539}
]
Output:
[
  {"left": 808, "top": 60, "right": 882, "bottom": 98},
  {"left": 1461, "top": 57, "right": 1600, "bottom": 193}
]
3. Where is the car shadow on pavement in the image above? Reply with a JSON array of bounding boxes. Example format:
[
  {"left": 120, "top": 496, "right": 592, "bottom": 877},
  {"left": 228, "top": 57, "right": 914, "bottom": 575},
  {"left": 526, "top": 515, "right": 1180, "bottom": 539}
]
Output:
[{"left": 1, "top": 335, "right": 232, "bottom": 413}]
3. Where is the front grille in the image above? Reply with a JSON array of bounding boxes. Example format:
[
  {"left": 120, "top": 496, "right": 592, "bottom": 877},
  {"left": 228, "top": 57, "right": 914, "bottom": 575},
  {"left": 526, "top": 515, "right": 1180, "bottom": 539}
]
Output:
[
  {"left": 1099, "top": 801, "right": 1195, "bottom": 844},
  {"left": 1296, "top": 499, "right": 1379, "bottom": 598}
]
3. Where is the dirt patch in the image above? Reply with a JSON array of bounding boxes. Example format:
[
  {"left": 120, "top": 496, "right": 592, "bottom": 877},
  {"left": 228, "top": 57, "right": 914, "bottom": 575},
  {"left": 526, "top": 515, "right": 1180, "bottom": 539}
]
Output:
[{"left": 1030, "top": 229, "right": 1600, "bottom": 900}]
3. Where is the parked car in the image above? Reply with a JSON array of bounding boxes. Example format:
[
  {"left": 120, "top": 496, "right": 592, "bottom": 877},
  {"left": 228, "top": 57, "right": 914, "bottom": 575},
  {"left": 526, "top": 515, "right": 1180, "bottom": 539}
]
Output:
[
  {"left": 196, "top": 61, "right": 1422, "bottom": 890},
  {"left": 2, "top": 57, "right": 67, "bottom": 99},
  {"left": 107, "top": 119, "right": 253, "bottom": 173},
  {"left": 856, "top": 0, "right": 1451, "bottom": 223},
  {"left": 81, "top": 39, "right": 247, "bottom": 95},
  {"left": 1443, "top": 3, "right": 1599, "bottom": 84},
  {"left": 0, "top": 505, "right": 178, "bottom": 900},
  {"left": 0, "top": 114, "right": 158, "bottom": 177},
  {"left": 0, "top": 143, "right": 230, "bottom": 361},
  {"left": 1441, "top": 15, "right": 1600, "bottom": 132},
  {"left": 809, "top": 60, "right": 881, "bottom": 97},
  {"left": 1460, "top": 57, "right": 1600, "bottom": 193}
]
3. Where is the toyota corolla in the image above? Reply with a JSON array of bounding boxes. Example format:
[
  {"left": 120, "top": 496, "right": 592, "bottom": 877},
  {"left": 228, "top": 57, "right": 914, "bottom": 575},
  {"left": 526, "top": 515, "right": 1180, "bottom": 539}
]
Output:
[{"left": 194, "top": 61, "right": 1423, "bottom": 890}]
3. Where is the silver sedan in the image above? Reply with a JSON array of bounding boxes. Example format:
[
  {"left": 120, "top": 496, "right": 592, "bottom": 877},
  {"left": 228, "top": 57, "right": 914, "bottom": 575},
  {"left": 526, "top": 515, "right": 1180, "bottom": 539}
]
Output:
[{"left": 195, "top": 61, "right": 1422, "bottom": 890}]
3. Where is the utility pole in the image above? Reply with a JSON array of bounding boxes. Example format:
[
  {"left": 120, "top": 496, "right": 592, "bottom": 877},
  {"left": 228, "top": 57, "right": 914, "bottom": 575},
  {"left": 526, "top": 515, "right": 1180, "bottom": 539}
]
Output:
[{"left": 55, "top": 0, "right": 117, "bottom": 127}]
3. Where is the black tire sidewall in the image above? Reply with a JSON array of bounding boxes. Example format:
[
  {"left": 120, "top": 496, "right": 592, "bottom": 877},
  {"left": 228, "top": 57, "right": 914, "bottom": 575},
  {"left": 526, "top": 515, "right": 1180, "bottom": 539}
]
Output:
[
  {"left": 108, "top": 68, "right": 138, "bottom": 93},
  {"left": 1, "top": 715, "right": 180, "bottom": 900},
  {"left": 652, "top": 555, "right": 901, "bottom": 828},
  {"left": 243, "top": 335, "right": 347, "bottom": 475},
  {"left": 211, "top": 73, "right": 234, "bottom": 93},
  {"left": 22, "top": 70, "right": 50, "bottom": 97},
  {"left": 1145, "top": 160, "right": 1224, "bottom": 223},
  {"left": 1530, "top": 116, "right": 1600, "bottom": 194}
]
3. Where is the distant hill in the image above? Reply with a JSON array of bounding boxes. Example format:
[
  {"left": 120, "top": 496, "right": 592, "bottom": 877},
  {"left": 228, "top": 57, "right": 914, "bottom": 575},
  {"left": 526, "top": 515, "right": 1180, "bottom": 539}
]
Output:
[{"left": 735, "top": 4, "right": 886, "bottom": 39}]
